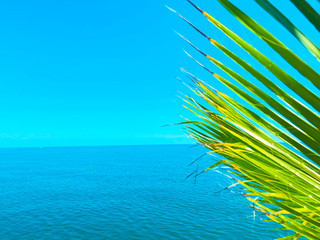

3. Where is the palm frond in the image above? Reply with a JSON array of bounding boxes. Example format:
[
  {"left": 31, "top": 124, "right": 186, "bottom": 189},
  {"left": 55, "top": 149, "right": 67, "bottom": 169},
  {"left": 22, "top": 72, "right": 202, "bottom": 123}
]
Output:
[{"left": 174, "top": 0, "right": 320, "bottom": 239}]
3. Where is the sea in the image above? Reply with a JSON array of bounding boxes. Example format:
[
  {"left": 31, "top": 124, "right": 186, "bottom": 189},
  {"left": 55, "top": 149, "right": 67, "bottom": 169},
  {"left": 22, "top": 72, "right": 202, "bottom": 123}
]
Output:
[{"left": 0, "top": 144, "right": 287, "bottom": 239}]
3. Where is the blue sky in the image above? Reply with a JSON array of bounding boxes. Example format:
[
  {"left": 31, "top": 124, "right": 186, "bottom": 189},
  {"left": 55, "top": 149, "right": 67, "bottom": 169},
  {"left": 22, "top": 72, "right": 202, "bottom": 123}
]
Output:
[{"left": 0, "top": 0, "right": 319, "bottom": 147}]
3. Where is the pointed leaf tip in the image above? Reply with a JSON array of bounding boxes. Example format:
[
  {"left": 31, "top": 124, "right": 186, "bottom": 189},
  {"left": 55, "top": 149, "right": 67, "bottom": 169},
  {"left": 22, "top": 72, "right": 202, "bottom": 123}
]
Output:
[{"left": 187, "top": 0, "right": 204, "bottom": 14}]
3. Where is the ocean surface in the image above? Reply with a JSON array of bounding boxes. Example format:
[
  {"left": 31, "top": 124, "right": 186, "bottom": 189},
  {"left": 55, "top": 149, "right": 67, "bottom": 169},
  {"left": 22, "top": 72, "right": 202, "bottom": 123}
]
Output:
[{"left": 0, "top": 144, "right": 287, "bottom": 239}]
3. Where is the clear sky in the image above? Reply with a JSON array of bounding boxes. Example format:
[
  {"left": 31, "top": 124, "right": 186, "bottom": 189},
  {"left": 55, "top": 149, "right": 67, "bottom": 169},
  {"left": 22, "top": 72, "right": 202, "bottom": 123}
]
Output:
[{"left": 0, "top": 0, "right": 319, "bottom": 147}]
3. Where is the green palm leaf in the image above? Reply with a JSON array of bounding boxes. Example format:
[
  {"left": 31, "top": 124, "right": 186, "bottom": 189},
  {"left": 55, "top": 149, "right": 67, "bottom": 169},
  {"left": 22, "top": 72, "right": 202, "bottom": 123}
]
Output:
[
  {"left": 255, "top": 0, "right": 320, "bottom": 61},
  {"left": 173, "top": 0, "right": 320, "bottom": 239}
]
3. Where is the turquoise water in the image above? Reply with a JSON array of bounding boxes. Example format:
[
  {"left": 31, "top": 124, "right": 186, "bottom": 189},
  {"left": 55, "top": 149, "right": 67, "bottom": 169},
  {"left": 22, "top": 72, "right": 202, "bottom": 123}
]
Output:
[{"left": 0, "top": 145, "right": 286, "bottom": 239}]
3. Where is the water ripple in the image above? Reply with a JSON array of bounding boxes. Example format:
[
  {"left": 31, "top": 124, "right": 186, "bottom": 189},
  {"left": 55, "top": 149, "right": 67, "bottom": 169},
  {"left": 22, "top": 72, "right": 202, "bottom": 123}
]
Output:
[{"left": 0, "top": 145, "right": 287, "bottom": 239}]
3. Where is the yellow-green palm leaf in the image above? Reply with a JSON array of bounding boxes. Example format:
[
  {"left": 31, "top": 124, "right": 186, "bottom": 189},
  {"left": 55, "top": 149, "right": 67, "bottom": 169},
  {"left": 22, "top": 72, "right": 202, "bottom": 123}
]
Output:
[{"left": 173, "top": 1, "right": 320, "bottom": 239}]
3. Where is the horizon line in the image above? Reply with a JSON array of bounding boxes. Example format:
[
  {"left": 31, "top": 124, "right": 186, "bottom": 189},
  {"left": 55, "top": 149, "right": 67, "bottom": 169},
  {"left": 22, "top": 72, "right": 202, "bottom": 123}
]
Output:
[{"left": 0, "top": 143, "right": 197, "bottom": 149}]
